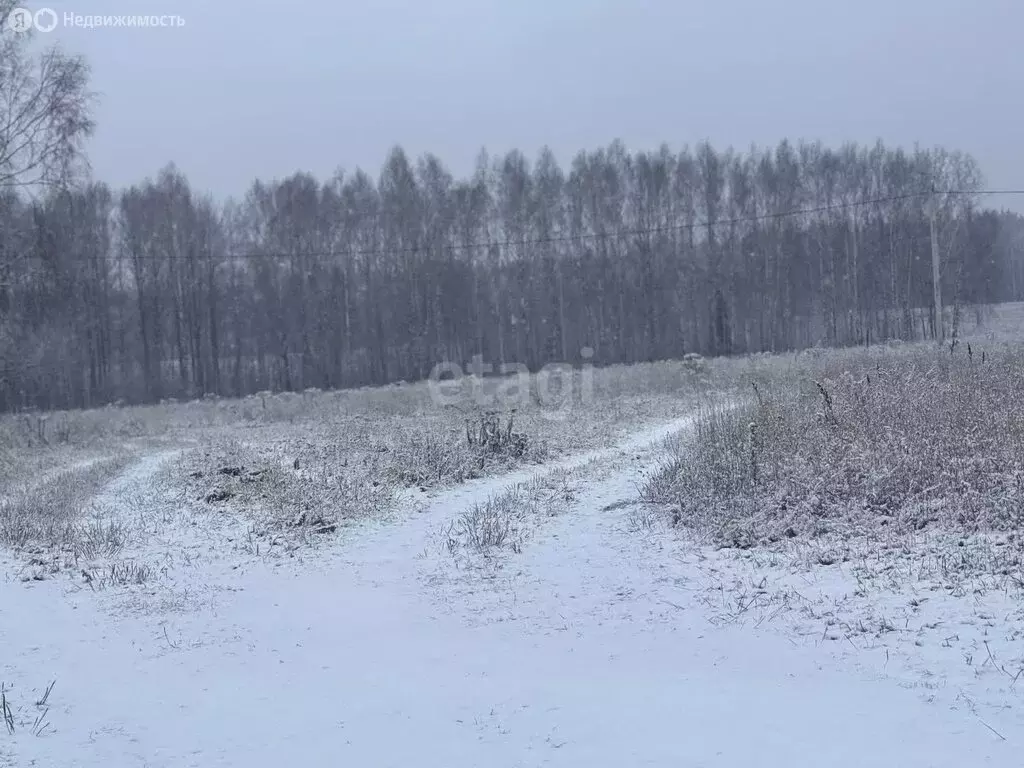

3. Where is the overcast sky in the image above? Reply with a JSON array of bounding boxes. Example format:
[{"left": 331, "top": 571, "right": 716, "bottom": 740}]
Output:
[{"left": 28, "top": 0, "right": 1024, "bottom": 211}]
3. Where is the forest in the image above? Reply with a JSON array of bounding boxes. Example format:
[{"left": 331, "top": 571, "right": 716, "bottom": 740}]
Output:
[{"left": 2, "top": 18, "right": 1024, "bottom": 412}]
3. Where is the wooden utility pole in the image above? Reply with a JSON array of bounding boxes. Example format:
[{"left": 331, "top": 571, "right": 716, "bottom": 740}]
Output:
[
  {"left": 930, "top": 188, "right": 944, "bottom": 342},
  {"left": 849, "top": 208, "right": 860, "bottom": 343}
]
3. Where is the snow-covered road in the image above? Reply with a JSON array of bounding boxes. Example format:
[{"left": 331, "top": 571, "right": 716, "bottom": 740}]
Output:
[{"left": 2, "top": 414, "right": 1019, "bottom": 767}]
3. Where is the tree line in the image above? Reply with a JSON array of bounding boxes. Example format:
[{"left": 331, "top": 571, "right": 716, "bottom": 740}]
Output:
[{"left": 2, "top": 14, "right": 1024, "bottom": 412}]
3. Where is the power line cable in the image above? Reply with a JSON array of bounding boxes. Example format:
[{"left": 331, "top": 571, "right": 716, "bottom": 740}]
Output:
[
  {"left": 19, "top": 187, "right": 1024, "bottom": 263},
  {"left": 208, "top": 188, "right": 1024, "bottom": 262}
]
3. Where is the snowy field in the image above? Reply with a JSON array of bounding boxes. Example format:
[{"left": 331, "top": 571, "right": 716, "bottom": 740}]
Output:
[{"left": 4, "top": 312, "right": 1024, "bottom": 766}]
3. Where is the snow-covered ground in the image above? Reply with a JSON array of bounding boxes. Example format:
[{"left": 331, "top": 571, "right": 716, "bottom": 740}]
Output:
[{"left": 2, "top": 413, "right": 1021, "bottom": 767}]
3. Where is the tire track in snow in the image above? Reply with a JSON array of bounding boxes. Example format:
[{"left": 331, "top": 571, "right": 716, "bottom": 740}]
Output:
[{"left": 5, "top": 405, "right": 1019, "bottom": 766}]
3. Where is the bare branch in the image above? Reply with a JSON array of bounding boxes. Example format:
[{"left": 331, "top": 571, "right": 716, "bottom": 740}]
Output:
[{"left": 0, "top": 5, "right": 96, "bottom": 192}]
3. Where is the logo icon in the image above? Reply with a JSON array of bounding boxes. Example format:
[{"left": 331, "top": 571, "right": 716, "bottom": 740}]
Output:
[
  {"left": 5, "top": 6, "right": 33, "bottom": 32},
  {"left": 5, "top": 7, "right": 57, "bottom": 33},
  {"left": 34, "top": 7, "right": 57, "bottom": 32}
]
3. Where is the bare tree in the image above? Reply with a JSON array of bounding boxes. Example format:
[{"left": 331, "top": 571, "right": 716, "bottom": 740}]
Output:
[
  {"left": 0, "top": 0, "right": 94, "bottom": 335},
  {"left": 3, "top": 130, "right": 1019, "bottom": 413},
  {"left": 0, "top": 2, "right": 94, "bottom": 190}
]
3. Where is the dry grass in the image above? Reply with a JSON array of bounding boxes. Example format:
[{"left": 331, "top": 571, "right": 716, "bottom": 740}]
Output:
[
  {"left": 643, "top": 339, "right": 1024, "bottom": 581},
  {"left": 0, "top": 455, "right": 134, "bottom": 558},
  {"left": 447, "top": 486, "right": 531, "bottom": 553},
  {"left": 80, "top": 560, "right": 155, "bottom": 589},
  {"left": 0, "top": 357, "right": 734, "bottom": 454},
  {"left": 106, "top": 365, "right": 727, "bottom": 542},
  {"left": 4, "top": 306, "right": 1021, "bottom": 570},
  {"left": 444, "top": 468, "right": 582, "bottom": 556},
  {"left": 0, "top": 359, "right": 731, "bottom": 561},
  {"left": 173, "top": 436, "right": 395, "bottom": 547},
  {"left": 0, "top": 681, "right": 55, "bottom": 738}
]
